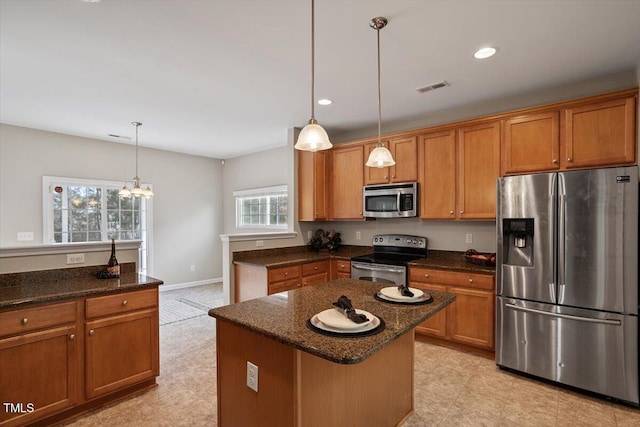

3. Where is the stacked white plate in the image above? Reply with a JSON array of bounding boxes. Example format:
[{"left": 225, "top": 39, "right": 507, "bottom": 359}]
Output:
[
  {"left": 377, "top": 286, "right": 426, "bottom": 303},
  {"left": 310, "top": 308, "right": 380, "bottom": 333}
]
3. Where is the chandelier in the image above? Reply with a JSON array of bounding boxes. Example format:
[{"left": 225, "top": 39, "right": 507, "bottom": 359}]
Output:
[{"left": 119, "top": 121, "right": 154, "bottom": 198}]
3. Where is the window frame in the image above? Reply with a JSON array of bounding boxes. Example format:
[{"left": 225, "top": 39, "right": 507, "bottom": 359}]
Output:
[
  {"left": 234, "top": 185, "right": 289, "bottom": 230},
  {"left": 42, "top": 176, "right": 154, "bottom": 275}
]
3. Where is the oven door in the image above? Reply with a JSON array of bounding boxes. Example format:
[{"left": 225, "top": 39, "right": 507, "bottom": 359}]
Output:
[{"left": 351, "top": 262, "right": 406, "bottom": 287}]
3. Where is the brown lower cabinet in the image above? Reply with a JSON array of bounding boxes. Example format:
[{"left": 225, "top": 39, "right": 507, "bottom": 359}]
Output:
[
  {"left": 0, "top": 287, "right": 159, "bottom": 426},
  {"left": 409, "top": 267, "right": 495, "bottom": 350},
  {"left": 235, "top": 259, "right": 350, "bottom": 303}
]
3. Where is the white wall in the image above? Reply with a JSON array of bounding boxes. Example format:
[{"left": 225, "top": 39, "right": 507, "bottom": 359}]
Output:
[{"left": 0, "top": 124, "right": 223, "bottom": 285}]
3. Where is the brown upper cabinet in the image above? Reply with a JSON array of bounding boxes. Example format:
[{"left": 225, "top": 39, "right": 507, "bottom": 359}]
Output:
[
  {"left": 419, "top": 130, "right": 457, "bottom": 219},
  {"left": 298, "top": 150, "right": 329, "bottom": 221},
  {"left": 457, "top": 121, "right": 501, "bottom": 219},
  {"left": 502, "top": 111, "right": 561, "bottom": 175},
  {"left": 419, "top": 122, "right": 500, "bottom": 220},
  {"left": 564, "top": 96, "right": 636, "bottom": 169},
  {"left": 332, "top": 144, "right": 365, "bottom": 220},
  {"left": 364, "top": 136, "right": 418, "bottom": 185},
  {"left": 502, "top": 93, "right": 637, "bottom": 175}
]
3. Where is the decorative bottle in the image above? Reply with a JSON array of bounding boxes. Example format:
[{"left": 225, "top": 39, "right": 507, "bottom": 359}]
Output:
[{"left": 107, "top": 239, "right": 120, "bottom": 277}]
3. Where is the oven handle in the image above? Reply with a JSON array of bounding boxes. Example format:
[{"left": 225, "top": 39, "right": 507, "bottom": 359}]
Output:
[{"left": 351, "top": 263, "right": 405, "bottom": 274}]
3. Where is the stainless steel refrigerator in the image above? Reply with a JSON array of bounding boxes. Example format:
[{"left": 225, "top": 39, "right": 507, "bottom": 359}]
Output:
[{"left": 496, "top": 166, "right": 639, "bottom": 405}]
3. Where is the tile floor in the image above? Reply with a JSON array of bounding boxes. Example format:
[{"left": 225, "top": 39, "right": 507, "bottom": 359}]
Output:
[{"left": 64, "top": 283, "right": 640, "bottom": 427}]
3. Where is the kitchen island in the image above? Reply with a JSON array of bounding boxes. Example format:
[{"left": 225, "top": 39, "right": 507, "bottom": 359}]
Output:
[{"left": 208, "top": 278, "right": 455, "bottom": 427}]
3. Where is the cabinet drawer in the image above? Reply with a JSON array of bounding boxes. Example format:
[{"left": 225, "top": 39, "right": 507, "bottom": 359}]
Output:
[
  {"left": 302, "top": 260, "right": 329, "bottom": 276},
  {"left": 86, "top": 288, "right": 158, "bottom": 319},
  {"left": 409, "top": 268, "right": 494, "bottom": 291},
  {"left": 333, "top": 260, "right": 351, "bottom": 273},
  {"left": 0, "top": 300, "right": 77, "bottom": 337},
  {"left": 268, "top": 279, "right": 300, "bottom": 295},
  {"left": 268, "top": 265, "right": 301, "bottom": 283}
]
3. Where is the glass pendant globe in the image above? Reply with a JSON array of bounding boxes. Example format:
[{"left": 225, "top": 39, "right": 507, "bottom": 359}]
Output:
[
  {"left": 295, "top": 121, "right": 332, "bottom": 152},
  {"left": 366, "top": 146, "right": 396, "bottom": 168}
]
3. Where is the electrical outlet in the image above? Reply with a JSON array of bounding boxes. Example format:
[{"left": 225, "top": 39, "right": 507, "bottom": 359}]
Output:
[
  {"left": 307, "top": 230, "right": 312, "bottom": 240},
  {"left": 190, "top": 265, "right": 196, "bottom": 272},
  {"left": 66, "top": 253, "right": 85, "bottom": 264},
  {"left": 17, "top": 232, "right": 34, "bottom": 241},
  {"left": 356, "top": 231, "right": 361, "bottom": 240},
  {"left": 466, "top": 234, "right": 473, "bottom": 244},
  {"left": 247, "top": 361, "right": 258, "bottom": 392},
  {"left": 256, "top": 240, "right": 264, "bottom": 247}
]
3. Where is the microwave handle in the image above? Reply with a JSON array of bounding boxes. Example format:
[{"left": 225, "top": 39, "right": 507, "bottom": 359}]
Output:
[{"left": 396, "top": 193, "right": 401, "bottom": 213}]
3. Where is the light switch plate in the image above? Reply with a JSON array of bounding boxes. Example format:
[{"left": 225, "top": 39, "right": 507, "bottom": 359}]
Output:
[
  {"left": 17, "top": 232, "right": 34, "bottom": 241},
  {"left": 466, "top": 234, "right": 473, "bottom": 244}
]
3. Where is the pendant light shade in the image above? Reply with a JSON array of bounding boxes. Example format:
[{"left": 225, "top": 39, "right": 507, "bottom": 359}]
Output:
[
  {"left": 119, "top": 122, "right": 154, "bottom": 198},
  {"left": 366, "top": 17, "right": 395, "bottom": 168},
  {"left": 295, "top": 0, "right": 332, "bottom": 152},
  {"left": 296, "top": 119, "right": 332, "bottom": 151}
]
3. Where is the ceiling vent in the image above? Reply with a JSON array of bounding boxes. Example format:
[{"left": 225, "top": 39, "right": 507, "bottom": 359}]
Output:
[
  {"left": 416, "top": 81, "right": 449, "bottom": 93},
  {"left": 107, "top": 134, "right": 131, "bottom": 140}
]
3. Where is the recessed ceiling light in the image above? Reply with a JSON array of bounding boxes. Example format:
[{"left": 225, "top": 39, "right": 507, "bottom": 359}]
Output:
[
  {"left": 474, "top": 47, "right": 497, "bottom": 59},
  {"left": 318, "top": 99, "right": 332, "bottom": 106}
]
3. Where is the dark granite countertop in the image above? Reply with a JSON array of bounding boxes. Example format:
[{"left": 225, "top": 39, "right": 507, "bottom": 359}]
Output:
[
  {"left": 233, "top": 245, "right": 495, "bottom": 275},
  {"left": 0, "top": 270, "right": 163, "bottom": 310},
  {"left": 209, "top": 279, "right": 455, "bottom": 364},
  {"left": 410, "top": 250, "right": 496, "bottom": 275},
  {"left": 233, "top": 245, "right": 373, "bottom": 268}
]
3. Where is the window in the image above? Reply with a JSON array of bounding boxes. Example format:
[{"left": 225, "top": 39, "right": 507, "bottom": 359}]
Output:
[
  {"left": 234, "top": 185, "right": 288, "bottom": 229},
  {"left": 43, "top": 176, "right": 152, "bottom": 274}
]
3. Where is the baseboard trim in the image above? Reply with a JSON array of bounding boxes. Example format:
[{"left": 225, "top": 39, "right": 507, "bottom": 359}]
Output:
[{"left": 159, "top": 277, "right": 222, "bottom": 292}]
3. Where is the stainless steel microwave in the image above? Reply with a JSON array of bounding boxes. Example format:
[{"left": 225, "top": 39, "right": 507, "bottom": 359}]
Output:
[{"left": 363, "top": 182, "right": 418, "bottom": 218}]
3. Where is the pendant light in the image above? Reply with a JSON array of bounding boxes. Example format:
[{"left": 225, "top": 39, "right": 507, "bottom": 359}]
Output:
[
  {"left": 119, "top": 122, "right": 154, "bottom": 198},
  {"left": 294, "top": 0, "right": 332, "bottom": 152},
  {"left": 366, "top": 17, "right": 395, "bottom": 168}
]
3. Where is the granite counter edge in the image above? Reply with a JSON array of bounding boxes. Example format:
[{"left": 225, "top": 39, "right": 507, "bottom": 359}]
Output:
[
  {"left": 0, "top": 277, "right": 163, "bottom": 311},
  {"left": 208, "top": 294, "right": 455, "bottom": 365}
]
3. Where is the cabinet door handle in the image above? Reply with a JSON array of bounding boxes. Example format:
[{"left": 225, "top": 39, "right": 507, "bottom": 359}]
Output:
[
  {"left": 460, "top": 210, "right": 464, "bottom": 214},
  {"left": 21, "top": 318, "right": 28, "bottom": 325},
  {"left": 340, "top": 264, "right": 345, "bottom": 268},
  {"left": 69, "top": 334, "right": 75, "bottom": 341},
  {"left": 284, "top": 272, "right": 288, "bottom": 276},
  {"left": 552, "top": 159, "right": 558, "bottom": 164},
  {"left": 424, "top": 274, "right": 429, "bottom": 278},
  {"left": 122, "top": 300, "right": 128, "bottom": 306},
  {"left": 314, "top": 266, "right": 318, "bottom": 270},
  {"left": 391, "top": 175, "right": 395, "bottom": 178},
  {"left": 567, "top": 157, "right": 573, "bottom": 162},
  {"left": 468, "top": 278, "right": 474, "bottom": 283},
  {"left": 450, "top": 210, "right": 454, "bottom": 215},
  {"left": 89, "top": 330, "right": 95, "bottom": 336}
]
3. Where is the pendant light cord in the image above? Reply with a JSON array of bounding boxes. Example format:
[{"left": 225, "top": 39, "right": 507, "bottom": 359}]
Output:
[
  {"left": 310, "top": 0, "right": 315, "bottom": 121},
  {"left": 376, "top": 26, "right": 382, "bottom": 147}
]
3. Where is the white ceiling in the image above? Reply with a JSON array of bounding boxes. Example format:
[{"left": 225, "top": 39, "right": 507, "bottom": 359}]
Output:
[{"left": 1, "top": 0, "right": 639, "bottom": 159}]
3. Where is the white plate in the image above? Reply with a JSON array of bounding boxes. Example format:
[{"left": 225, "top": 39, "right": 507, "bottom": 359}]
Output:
[
  {"left": 379, "top": 286, "right": 424, "bottom": 301},
  {"left": 316, "top": 308, "right": 373, "bottom": 330},
  {"left": 310, "top": 313, "right": 380, "bottom": 334},
  {"left": 376, "top": 291, "right": 431, "bottom": 304}
]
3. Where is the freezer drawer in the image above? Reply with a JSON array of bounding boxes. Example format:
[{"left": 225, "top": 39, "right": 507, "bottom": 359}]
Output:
[{"left": 496, "top": 297, "right": 639, "bottom": 405}]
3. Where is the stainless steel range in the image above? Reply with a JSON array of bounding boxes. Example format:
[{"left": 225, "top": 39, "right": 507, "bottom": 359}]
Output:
[{"left": 351, "top": 234, "right": 428, "bottom": 287}]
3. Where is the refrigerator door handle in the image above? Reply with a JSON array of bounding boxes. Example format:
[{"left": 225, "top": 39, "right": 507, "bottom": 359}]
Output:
[
  {"left": 557, "top": 173, "right": 566, "bottom": 302},
  {"left": 505, "top": 303, "right": 622, "bottom": 326}
]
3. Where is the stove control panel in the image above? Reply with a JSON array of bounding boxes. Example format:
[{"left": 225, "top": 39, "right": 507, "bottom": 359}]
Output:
[{"left": 372, "top": 234, "right": 427, "bottom": 249}]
